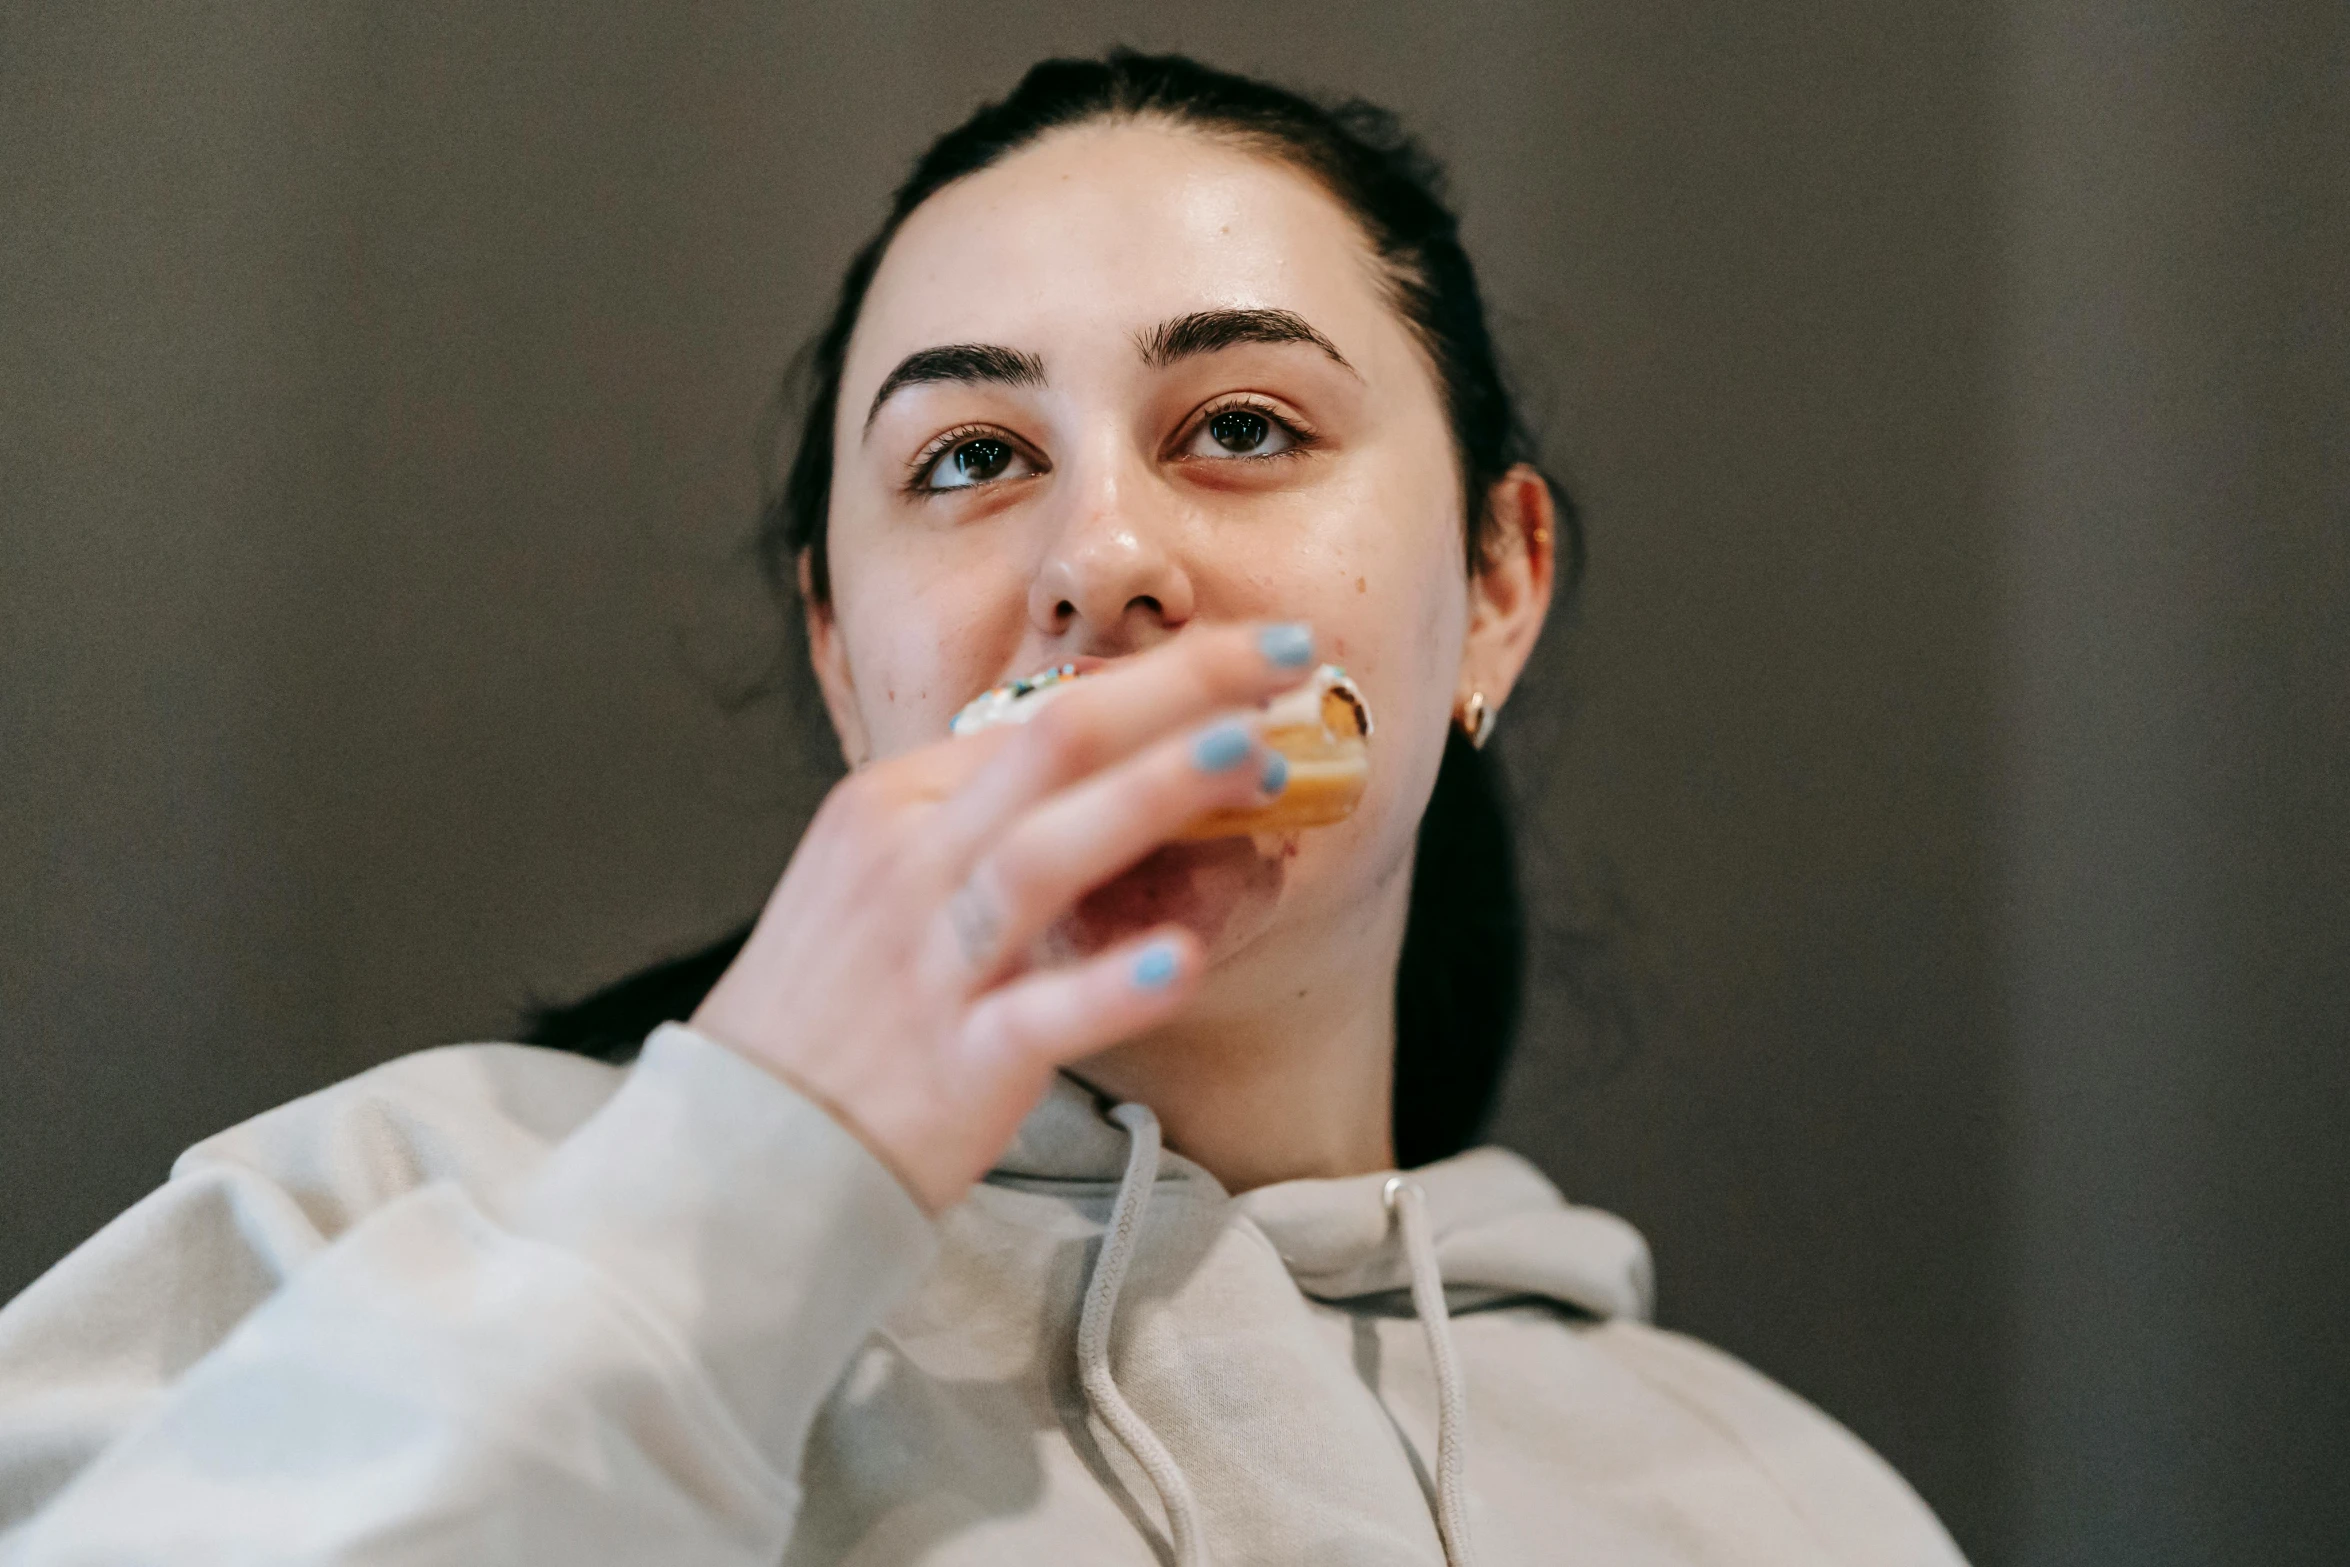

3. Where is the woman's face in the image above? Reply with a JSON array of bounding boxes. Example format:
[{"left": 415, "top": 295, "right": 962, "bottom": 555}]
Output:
[{"left": 811, "top": 120, "right": 1538, "bottom": 1004}]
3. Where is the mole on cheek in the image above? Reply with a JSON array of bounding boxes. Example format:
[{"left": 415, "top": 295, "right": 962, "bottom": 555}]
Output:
[{"left": 1356, "top": 576, "right": 1367, "bottom": 594}]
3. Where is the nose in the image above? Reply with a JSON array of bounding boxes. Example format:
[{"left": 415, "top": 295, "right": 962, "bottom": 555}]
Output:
[{"left": 1026, "top": 458, "right": 1196, "bottom": 651}]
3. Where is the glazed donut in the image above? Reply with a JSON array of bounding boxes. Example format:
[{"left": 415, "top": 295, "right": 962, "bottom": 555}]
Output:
[{"left": 949, "top": 662, "right": 1372, "bottom": 839}]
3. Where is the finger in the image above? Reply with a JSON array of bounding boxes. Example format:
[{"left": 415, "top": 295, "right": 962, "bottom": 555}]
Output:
[
  {"left": 848, "top": 722, "right": 1020, "bottom": 808},
  {"left": 930, "top": 620, "right": 1318, "bottom": 863},
  {"left": 959, "top": 926, "right": 1204, "bottom": 1072},
  {"left": 947, "top": 710, "right": 1288, "bottom": 973}
]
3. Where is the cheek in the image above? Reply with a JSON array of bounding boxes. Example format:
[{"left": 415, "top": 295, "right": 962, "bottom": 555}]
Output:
[
  {"left": 1281, "top": 421, "right": 1468, "bottom": 688},
  {"left": 1330, "top": 573, "right": 1462, "bottom": 870},
  {"left": 1303, "top": 489, "right": 1471, "bottom": 759},
  {"left": 834, "top": 561, "right": 1025, "bottom": 754},
  {"left": 1263, "top": 515, "right": 1469, "bottom": 920}
]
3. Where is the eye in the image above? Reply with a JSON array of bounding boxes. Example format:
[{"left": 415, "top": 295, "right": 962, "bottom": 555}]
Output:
[
  {"left": 916, "top": 431, "right": 1039, "bottom": 492},
  {"left": 1184, "top": 404, "right": 1303, "bottom": 460}
]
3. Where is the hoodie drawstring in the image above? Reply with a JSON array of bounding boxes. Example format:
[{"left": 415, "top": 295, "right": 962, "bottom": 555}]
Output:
[
  {"left": 1078, "top": 1102, "right": 1209, "bottom": 1567},
  {"left": 1385, "top": 1175, "right": 1479, "bottom": 1567},
  {"left": 1077, "top": 1108, "right": 1476, "bottom": 1567}
]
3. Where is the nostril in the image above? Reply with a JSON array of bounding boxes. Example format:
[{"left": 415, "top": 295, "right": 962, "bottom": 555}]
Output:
[
  {"left": 1055, "top": 600, "right": 1077, "bottom": 622},
  {"left": 1130, "top": 595, "right": 1162, "bottom": 616}
]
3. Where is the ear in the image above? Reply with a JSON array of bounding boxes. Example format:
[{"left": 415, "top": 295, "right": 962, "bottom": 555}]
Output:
[
  {"left": 799, "top": 551, "right": 871, "bottom": 769},
  {"left": 1458, "top": 464, "right": 1558, "bottom": 720}
]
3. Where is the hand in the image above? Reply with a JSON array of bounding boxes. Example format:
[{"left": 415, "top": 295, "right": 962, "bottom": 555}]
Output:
[{"left": 690, "top": 622, "right": 1317, "bottom": 1213}]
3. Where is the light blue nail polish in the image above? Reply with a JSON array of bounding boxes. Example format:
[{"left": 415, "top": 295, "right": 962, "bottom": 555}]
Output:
[
  {"left": 1131, "top": 942, "right": 1180, "bottom": 990},
  {"left": 1260, "top": 750, "right": 1289, "bottom": 795},
  {"left": 1193, "top": 720, "right": 1252, "bottom": 773},
  {"left": 1260, "top": 622, "right": 1315, "bottom": 668}
]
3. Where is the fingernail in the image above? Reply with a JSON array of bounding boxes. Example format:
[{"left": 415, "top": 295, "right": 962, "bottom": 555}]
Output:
[
  {"left": 1259, "top": 622, "right": 1315, "bottom": 669},
  {"left": 1259, "top": 750, "right": 1289, "bottom": 795},
  {"left": 1131, "top": 941, "right": 1181, "bottom": 990},
  {"left": 1192, "top": 720, "right": 1252, "bottom": 773}
]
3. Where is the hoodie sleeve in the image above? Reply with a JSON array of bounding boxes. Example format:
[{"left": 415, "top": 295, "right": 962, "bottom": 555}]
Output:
[{"left": 0, "top": 1025, "right": 937, "bottom": 1566}]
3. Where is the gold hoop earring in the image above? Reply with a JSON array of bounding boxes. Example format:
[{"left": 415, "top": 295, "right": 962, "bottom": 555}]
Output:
[{"left": 1457, "top": 691, "right": 1496, "bottom": 749}]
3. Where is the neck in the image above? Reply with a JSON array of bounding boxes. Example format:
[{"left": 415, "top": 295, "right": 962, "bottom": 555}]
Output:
[{"left": 1074, "top": 885, "right": 1408, "bottom": 1193}]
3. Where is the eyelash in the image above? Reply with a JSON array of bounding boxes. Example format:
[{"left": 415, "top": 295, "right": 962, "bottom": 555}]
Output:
[
  {"left": 1178, "top": 395, "right": 1319, "bottom": 462},
  {"left": 903, "top": 423, "right": 1038, "bottom": 494},
  {"left": 901, "top": 398, "right": 1321, "bottom": 496}
]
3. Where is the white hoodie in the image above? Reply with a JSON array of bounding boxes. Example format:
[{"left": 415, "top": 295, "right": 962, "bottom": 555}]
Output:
[{"left": 0, "top": 1025, "right": 1966, "bottom": 1565}]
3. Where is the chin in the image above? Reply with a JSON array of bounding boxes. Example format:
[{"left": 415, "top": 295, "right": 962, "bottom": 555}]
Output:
[{"left": 1042, "top": 835, "right": 1289, "bottom": 966}]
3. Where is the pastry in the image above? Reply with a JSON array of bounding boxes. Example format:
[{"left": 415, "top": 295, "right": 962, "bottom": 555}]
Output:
[{"left": 949, "top": 661, "right": 1371, "bottom": 838}]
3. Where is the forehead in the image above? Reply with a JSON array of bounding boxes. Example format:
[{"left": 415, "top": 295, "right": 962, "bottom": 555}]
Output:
[{"left": 844, "top": 120, "right": 1403, "bottom": 392}]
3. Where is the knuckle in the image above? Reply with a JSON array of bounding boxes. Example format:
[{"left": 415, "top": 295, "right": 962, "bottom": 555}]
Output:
[
  {"left": 816, "top": 774, "right": 919, "bottom": 874},
  {"left": 1198, "top": 651, "right": 1261, "bottom": 711},
  {"left": 1177, "top": 643, "right": 1227, "bottom": 699},
  {"left": 1200, "top": 623, "right": 1263, "bottom": 688},
  {"left": 809, "top": 786, "right": 863, "bottom": 843},
  {"left": 1215, "top": 625, "right": 1264, "bottom": 682},
  {"left": 962, "top": 989, "right": 1027, "bottom": 1059},
  {"left": 992, "top": 993, "right": 1067, "bottom": 1068},
  {"left": 943, "top": 875, "right": 1006, "bottom": 974},
  {"left": 982, "top": 839, "right": 1052, "bottom": 912},
  {"left": 821, "top": 771, "right": 885, "bottom": 829},
  {"left": 1020, "top": 702, "right": 1096, "bottom": 778},
  {"left": 1141, "top": 755, "right": 1204, "bottom": 814},
  {"left": 952, "top": 999, "right": 1005, "bottom": 1064},
  {"left": 980, "top": 1011, "right": 1049, "bottom": 1072}
]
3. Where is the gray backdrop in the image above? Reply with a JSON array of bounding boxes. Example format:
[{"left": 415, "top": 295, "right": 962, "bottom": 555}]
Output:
[{"left": 4, "top": 4, "right": 2345, "bottom": 1563}]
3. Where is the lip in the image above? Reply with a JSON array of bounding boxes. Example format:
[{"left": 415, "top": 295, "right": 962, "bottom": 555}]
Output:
[{"left": 966, "top": 652, "right": 1111, "bottom": 708}]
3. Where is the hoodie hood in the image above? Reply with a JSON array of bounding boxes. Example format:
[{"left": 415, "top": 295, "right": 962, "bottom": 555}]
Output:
[
  {"left": 1238, "top": 1151, "right": 1655, "bottom": 1322},
  {"left": 983, "top": 1073, "right": 1659, "bottom": 1566},
  {"left": 989, "top": 1074, "right": 1655, "bottom": 1325}
]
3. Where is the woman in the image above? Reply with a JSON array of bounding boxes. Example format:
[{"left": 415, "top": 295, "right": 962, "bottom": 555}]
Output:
[{"left": 0, "top": 52, "right": 1964, "bottom": 1566}]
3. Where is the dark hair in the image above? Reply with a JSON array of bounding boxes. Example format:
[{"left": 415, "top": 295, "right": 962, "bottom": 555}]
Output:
[{"left": 527, "top": 49, "right": 1585, "bottom": 1166}]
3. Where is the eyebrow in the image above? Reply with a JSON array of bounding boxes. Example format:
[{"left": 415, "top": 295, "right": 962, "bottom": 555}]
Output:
[
  {"left": 863, "top": 343, "right": 1046, "bottom": 433},
  {"left": 861, "top": 308, "right": 1355, "bottom": 438},
  {"left": 1136, "top": 308, "right": 1356, "bottom": 373}
]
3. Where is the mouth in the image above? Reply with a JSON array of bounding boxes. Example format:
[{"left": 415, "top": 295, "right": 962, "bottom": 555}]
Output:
[{"left": 949, "top": 655, "right": 1110, "bottom": 737}]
